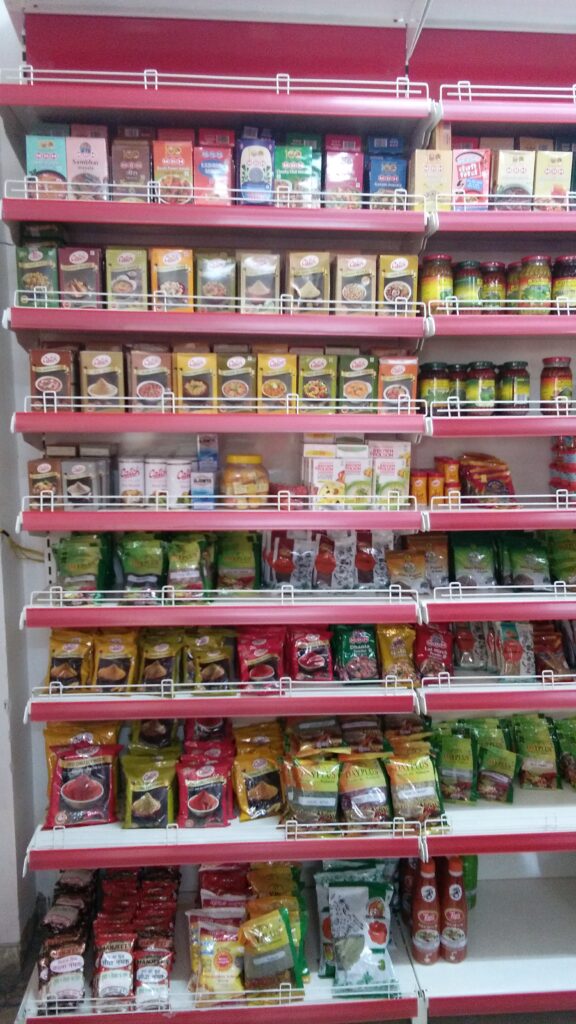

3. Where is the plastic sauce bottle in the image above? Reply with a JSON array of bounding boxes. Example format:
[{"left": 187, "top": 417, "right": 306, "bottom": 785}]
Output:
[
  {"left": 411, "top": 858, "right": 440, "bottom": 965},
  {"left": 400, "top": 857, "right": 419, "bottom": 924},
  {"left": 440, "top": 856, "right": 468, "bottom": 963}
]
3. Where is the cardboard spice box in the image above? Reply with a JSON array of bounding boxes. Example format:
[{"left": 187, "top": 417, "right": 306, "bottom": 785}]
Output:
[
  {"left": 338, "top": 355, "right": 378, "bottom": 414},
  {"left": 367, "top": 156, "right": 408, "bottom": 209},
  {"left": 25, "top": 135, "right": 68, "bottom": 200},
  {"left": 257, "top": 353, "right": 297, "bottom": 412},
  {"left": 65, "top": 137, "right": 109, "bottom": 200},
  {"left": 16, "top": 245, "right": 59, "bottom": 307},
  {"left": 150, "top": 248, "right": 194, "bottom": 312},
  {"left": 111, "top": 140, "right": 151, "bottom": 202},
  {"left": 298, "top": 354, "right": 338, "bottom": 412},
  {"left": 287, "top": 252, "right": 331, "bottom": 313},
  {"left": 239, "top": 252, "right": 280, "bottom": 314},
  {"left": 128, "top": 350, "right": 173, "bottom": 412},
  {"left": 378, "top": 255, "right": 419, "bottom": 315},
  {"left": 324, "top": 151, "right": 363, "bottom": 209},
  {"left": 217, "top": 354, "right": 257, "bottom": 413},
  {"left": 29, "top": 348, "right": 75, "bottom": 410},
  {"left": 274, "top": 145, "right": 316, "bottom": 208},
  {"left": 453, "top": 149, "right": 491, "bottom": 210},
  {"left": 153, "top": 141, "right": 194, "bottom": 204},
  {"left": 196, "top": 251, "right": 237, "bottom": 312},
  {"left": 58, "top": 247, "right": 103, "bottom": 309},
  {"left": 409, "top": 150, "right": 453, "bottom": 212},
  {"left": 236, "top": 139, "right": 275, "bottom": 204},
  {"left": 335, "top": 255, "right": 377, "bottom": 315},
  {"left": 80, "top": 351, "right": 125, "bottom": 414},
  {"left": 174, "top": 353, "right": 217, "bottom": 413},
  {"left": 491, "top": 150, "right": 535, "bottom": 209},
  {"left": 105, "top": 248, "right": 148, "bottom": 310},
  {"left": 28, "top": 458, "right": 62, "bottom": 509},
  {"left": 193, "top": 146, "right": 233, "bottom": 205}
]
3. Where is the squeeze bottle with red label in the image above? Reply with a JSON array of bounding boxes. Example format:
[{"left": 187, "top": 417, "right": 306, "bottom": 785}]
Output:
[
  {"left": 411, "top": 858, "right": 440, "bottom": 965},
  {"left": 440, "top": 856, "right": 468, "bottom": 963}
]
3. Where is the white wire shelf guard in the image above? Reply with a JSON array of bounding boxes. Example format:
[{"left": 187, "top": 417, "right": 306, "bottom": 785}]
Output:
[
  {"left": 428, "top": 297, "right": 576, "bottom": 316},
  {"left": 421, "top": 671, "right": 576, "bottom": 691},
  {"left": 4, "top": 177, "right": 427, "bottom": 213},
  {"left": 12, "top": 287, "right": 426, "bottom": 318},
  {"left": 21, "top": 391, "right": 428, "bottom": 416},
  {"left": 22, "top": 490, "right": 418, "bottom": 514},
  {"left": 440, "top": 81, "right": 576, "bottom": 103},
  {"left": 428, "top": 582, "right": 576, "bottom": 604},
  {"left": 27, "top": 584, "right": 420, "bottom": 609},
  {"left": 433, "top": 190, "right": 576, "bottom": 212},
  {"left": 428, "top": 490, "right": 576, "bottom": 512},
  {"left": 429, "top": 397, "right": 576, "bottom": 419},
  {"left": 1, "top": 65, "right": 430, "bottom": 97}
]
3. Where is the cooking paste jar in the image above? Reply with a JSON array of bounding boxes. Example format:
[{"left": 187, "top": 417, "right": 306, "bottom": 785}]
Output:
[
  {"left": 552, "top": 255, "right": 576, "bottom": 308},
  {"left": 541, "top": 357, "right": 573, "bottom": 413},
  {"left": 465, "top": 361, "right": 496, "bottom": 415},
  {"left": 480, "top": 261, "right": 506, "bottom": 311},
  {"left": 519, "top": 255, "right": 552, "bottom": 314},
  {"left": 418, "top": 362, "right": 450, "bottom": 410},
  {"left": 449, "top": 364, "right": 468, "bottom": 406},
  {"left": 221, "top": 454, "right": 269, "bottom": 509},
  {"left": 506, "top": 261, "right": 522, "bottom": 310},
  {"left": 453, "top": 261, "right": 482, "bottom": 309},
  {"left": 420, "top": 254, "right": 453, "bottom": 313},
  {"left": 497, "top": 361, "right": 530, "bottom": 415}
]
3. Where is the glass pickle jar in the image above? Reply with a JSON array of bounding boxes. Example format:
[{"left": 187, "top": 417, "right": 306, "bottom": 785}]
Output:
[
  {"left": 453, "top": 261, "right": 482, "bottom": 309},
  {"left": 449, "top": 364, "right": 468, "bottom": 407},
  {"left": 480, "top": 261, "right": 506, "bottom": 312},
  {"left": 541, "top": 357, "right": 573, "bottom": 413},
  {"left": 552, "top": 255, "right": 576, "bottom": 309},
  {"left": 420, "top": 254, "right": 453, "bottom": 314},
  {"left": 497, "top": 361, "right": 530, "bottom": 415},
  {"left": 465, "top": 361, "right": 496, "bottom": 416},
  {"left": 418, "top": 362, "right": 451, "bottom": 410},
  {"left": 221, "top": 454, "right": 270, "bottom": 509},
  {"left": 506, "top": 261, "right": 522, "bottom": 311},
  {"left": 519, "top": 255, "right": 552, "bottom": 315}
]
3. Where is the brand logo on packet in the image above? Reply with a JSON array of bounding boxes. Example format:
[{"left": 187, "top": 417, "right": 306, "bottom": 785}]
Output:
[
  {"left": 69, "top": 250, "right": 89, "bottom": 265},
  {"left": 300, "top": 254, "right": 319, "bottom": 269},
  {"left": 91, "top": 354, "right": 112, "bottom": 369},
  {"left": 346, "top": 257, "right": 367, "bottom": 270},
  {"left": 162, "top": 251, "right": 182, "bottom": 265},
  {"left": 227, "top": 356, "right": 245, "bottom": 370},
  {"left": 117, "top": 251, "right": 136, "bottom": 266},
  {"left": 391, "top": 257, "right": 408, "bottom": 271},
  {"left": 196, "top": 765, "right": 215, "bottom": 778},
  {"left": 41, "top": 352, "right": 61, "bottom": 366},
  {"left": 36, "top": 462, "right": 52, "bottom": 473},
  {"left": 187, "top": 357, "right": 206, "bottom": 370},
  {"left": 390, "top": 363, "right": 406, "bottom": 377},
  {"left": 142, "top": 770, "right": 159, "bottom": 785},
  {"left": 142, "top": 355, "right": 162, "bottom": 369},
  {"left": 268, "top": 357, "right": 286, "bottom": 370},
  {"left": 28, "top": 249, "right": 44, "bottom": 262},
  {"left": 350, "top": 357, "right": 368, "bottom": 371},
  {"left": 309, "top": 357, "right": 327, "bottom": 371}
]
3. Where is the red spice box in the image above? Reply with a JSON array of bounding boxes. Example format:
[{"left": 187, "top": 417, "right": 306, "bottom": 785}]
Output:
[
  {"left": 153, "top": 141, "right": 194, "bottom": 204},
  {"left": 198, "top": 128, "right": 236, "bottom": 147},
  {"left": 193, "top": 146, "right": 233, "bottom": 204},
  {"left": 324, "top": 151, "right": 364, "bottom": 208},
  {"left": 452, "top": 149, "right": 491, "bottom": 210}
]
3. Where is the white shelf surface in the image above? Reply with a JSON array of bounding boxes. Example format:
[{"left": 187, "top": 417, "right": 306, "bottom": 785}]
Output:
[{"left": 412, "top": 876, "right": 576, "bottom": 1012}]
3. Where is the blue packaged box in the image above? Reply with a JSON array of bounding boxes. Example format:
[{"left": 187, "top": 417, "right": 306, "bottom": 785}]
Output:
[
  {"left": 236, "top": 139, "right": 275, "bottom": 204},
  {"left": 368, "top": 156, "right": 408, "bottom": 208},
  {"left": 367, "top": 135, "right": 406, "bottom": 155},
  {"left": 26, "top": 135, "right": 68, "bottom": 200}
]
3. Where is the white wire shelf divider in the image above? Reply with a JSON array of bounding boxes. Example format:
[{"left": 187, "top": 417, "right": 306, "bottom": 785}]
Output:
[
  {"left": 428, "top": 490, "right": 576, "bottom": 512},
  {"left": 20, "top": 490, "right": 417, "bottom": 514},
  {"left": 11, "top": 287, "right": 426, "bottom": 318},
  {"left": 428, "top": 397, "right": 576, "bottom": 419},
  {"left": 26, "top": 585, "right": 419, "bottom": 609},
  {"left": 422, "top": 671, "right": 576, "bottom": 692},
  {"left": 432, "top": 190, "right": 576, "bottom": 212},
  {"left": 20, "top": 392, "right": 428, "bottom": 416},
  {"left": 0, "top": 66, "right": 430, "bottom": 97},
  {"left": 427, "top": 297, "right": 576, "bottom": 316},
  {"left": 3, "top": 177, "right": 427, "bottom": 212},
  {"left": 440, "top": 81, "right": 576, "bottom": 104}
]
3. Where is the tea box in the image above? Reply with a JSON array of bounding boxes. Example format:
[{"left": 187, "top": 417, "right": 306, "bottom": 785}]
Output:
[
  {"left": 150, "top": 248, "right": 194, "bottom": 311},
  {"left": 534, "top": 151, "right": 573, "bottom": 211}
]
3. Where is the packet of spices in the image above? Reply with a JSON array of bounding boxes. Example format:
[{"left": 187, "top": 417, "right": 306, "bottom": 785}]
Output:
[
  {"left": 246, "top": 896, "right": 309, "bottom": 984},
  {"left": 328, "top": 881, "right": 396, "bottom": 994},
  {"left": 287, "top": 252, "right": 331, "bottom": 313},
  {"left": 239, "top": 908, "right": 303, "bottom": 1004},
  {"left": 138, "top": 634, "right": 182, "bottom": 691},
  {"left": 117, "top": 534, "right": 166, "bottom": 600},
  {"left": 233, "top": 752, "right": 283, "bottom": 820},
  {"left": 196, "top": 251, "right": 237, "bottom": 312},
  {"left": 46, "top": 743, "right": 120, "bottom": 827},
  {"left": 435, "top": 732, "right": 478, "bottom": 802},
  {"left": 122, "top": 754, "right": 177, "bottom": 828},
  {"left": 196, "top": 923, "right": 244, "bottom": 1004},
  {"left": 45, "top": 630, "right": 93, "bottom": 693},
  {"left": 58, "top": 247, "right": 103, "bottom": 309},
  {"left": 16, "top": 244, "right": 59, "bottom": 307},
  {"left": 385, "top": 751, "right": 444, "bottom": 822},
  {"left": 177, "top": 760, "right": 233, "bottom": 828},
  {"left": 284, "top": 757, "right": 340, "bottom": 825},
  {"left": 134, "top": 950, "right": 173, "bottom": 1008},
  {"left": 239, "top": 252, "right": 281, "bottom": 313},
  {"left": 91, "top": 632, "right": 137, "bottom": 692},
  {"left": 338, "top": 753, "right": 391, "bottom": 824},
  {"left": 333, "top": 625, "right": 378, "bottom": 682},
  {"left": 477, "top": 745, "right": 519, "bottom": 802}
]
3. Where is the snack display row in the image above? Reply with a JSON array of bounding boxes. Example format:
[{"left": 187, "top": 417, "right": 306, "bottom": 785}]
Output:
[
  {"left": 38, "top": 866, "right": 180, "bottom": 1009},
  {"left": 43, "top": 610, "right": 576, "bottom": 698},
  {"left": 28, "top": 345, "right": 420, "bottom": 416},
  {"left": 45, "top": 527, "right": 576, "bottom": 607},
  {"left": 16, "top": 244, "right": 419, "bottom": 315},
  {"left": 25, "top": 129, "right": 411, "bottom": 209},
  {"left": 413, "top": 139, "right": 576, "bottom": 212},
  {"left": 41, "top": 709, "right": 576, "bottom": 841}
]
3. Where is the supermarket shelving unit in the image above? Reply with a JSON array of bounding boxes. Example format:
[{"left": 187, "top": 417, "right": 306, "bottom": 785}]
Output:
[{"left": 5, "top": 65, "right": 576, "bottom": 1023}]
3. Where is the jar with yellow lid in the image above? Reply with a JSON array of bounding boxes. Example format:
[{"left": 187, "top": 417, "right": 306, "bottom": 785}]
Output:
[{"left": 221, "top": 454, "right": 270, "bottom": 509}]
